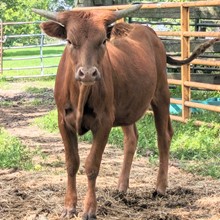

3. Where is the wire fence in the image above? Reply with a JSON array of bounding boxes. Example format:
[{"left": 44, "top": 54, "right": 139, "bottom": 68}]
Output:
[{"left": 1, "top": 21, "right": 65, "bottom": 78}]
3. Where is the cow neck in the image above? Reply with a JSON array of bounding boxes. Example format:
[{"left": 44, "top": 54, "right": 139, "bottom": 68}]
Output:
[{"left": 76, "top": 84, "right": 90, "bottom": 134}]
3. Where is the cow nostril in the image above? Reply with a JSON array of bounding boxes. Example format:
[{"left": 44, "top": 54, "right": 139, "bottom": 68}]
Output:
[
  {"left": 79, "top": 70, "right": 84, "bottom": 77},
  {"left": 92, "top": 70, "right": 98, "bottom": 78}
]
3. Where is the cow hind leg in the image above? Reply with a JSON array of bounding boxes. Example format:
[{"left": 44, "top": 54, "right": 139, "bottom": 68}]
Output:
[
  {"left": 151, "top": 93, "right": 173, "bottom": 195},
  {"left": 117, "top": 124, "right": 138, "bottom": 192}
]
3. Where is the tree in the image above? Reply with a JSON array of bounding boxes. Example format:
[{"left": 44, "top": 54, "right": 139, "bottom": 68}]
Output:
[{"left": 0, "top": 0, "right": 51, "bottom": 46}]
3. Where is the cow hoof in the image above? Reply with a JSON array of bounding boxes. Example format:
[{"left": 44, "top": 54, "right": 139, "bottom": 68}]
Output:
[
  {"left": 82, "top": 213, "right": 97, "bottom": 220},
  {"left": 152, "top": 190, "right": 165, "bottom": 198},
  {"left": 61, "top": 208, "right": 77, "bottom": 219}
]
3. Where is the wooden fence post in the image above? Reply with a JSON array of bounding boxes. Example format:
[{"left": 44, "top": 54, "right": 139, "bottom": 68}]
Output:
[{"left": 181, "top": 5, "right": 191, "bottom": 121}]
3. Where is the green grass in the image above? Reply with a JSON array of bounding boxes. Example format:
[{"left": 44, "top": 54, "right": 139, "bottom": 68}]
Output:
[
  {"left": 34, "top": 109, "right": 58, "bottom": 133},
  {"left": 34, "top": 110, "right": 220, "bottom": 178},
  {"left": 2, "top": 45, "right": 64, "bottom": 77},
  {"left": 0, "top": 78, "right": 55, "bottom": 108},
  {"left": 0, "top": 128, "right": 35, "bottom": 170}
]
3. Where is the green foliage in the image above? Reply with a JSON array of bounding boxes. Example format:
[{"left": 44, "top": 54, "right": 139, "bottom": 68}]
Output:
[
  {"left": 0, "top": 128, "right": 34, "bottom": 169},
  {"left": 34, "top": 109, "right": 58, "bottom": 133},
  {"left": 171, "top": 121, "right": 220, "bottom": 160},
  {"left": 25, "top": 87, "right": 50, "bottom": 94},
  {"left": 0, "top": 0, "right": 50, "bottom": 47},
  {"left": 183, "top": 158, "right": 220, "bottom": 179}
]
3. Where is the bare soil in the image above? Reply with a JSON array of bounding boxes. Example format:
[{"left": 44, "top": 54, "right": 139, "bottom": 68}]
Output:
[{"left": 0, "top": 83, "right": 220, "bottom": 220}]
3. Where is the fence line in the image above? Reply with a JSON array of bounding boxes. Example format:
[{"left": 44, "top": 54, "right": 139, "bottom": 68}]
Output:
[{"left": 1, "top": 21, "right": 65, "bottom": 76}]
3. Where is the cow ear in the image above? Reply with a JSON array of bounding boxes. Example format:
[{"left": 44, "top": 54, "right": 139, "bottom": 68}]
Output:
[{"left": 40, "top": 21, "right": 67, "bottom": 40}]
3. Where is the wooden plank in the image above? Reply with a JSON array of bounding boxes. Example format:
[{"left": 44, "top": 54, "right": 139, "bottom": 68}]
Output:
[
  {"left": 157, "top": 31, "right": 220, "bottom": 38},
  {"left": 181, "top": 5, "right": 191, "bottom": 121},
  {"left": 132, "top": 6, "right": 220, "bottom": 19},
  {"left": 170, "top": 115, "right": 184, "bottom": 122},
  {"left": 191, "top": 59, "right": 220, "bottom": 66},
  {"left": 170, "top": 98, "right": 182, "bottom": 104},
  {"left": 183, "top": 1, "right": 220, "bottom": 8},
  {"left": 162, "top": 40, "right": 220, "bottom": 53},
  {"left": 168, "top": 79, "right": 182, "bottom": 85},
  {"left": 185, "top": 101, "right": 220, "bottom": 112},
  {"left": 184, "top": 81, "right": 220, "bottom": 90},
  {"left": 168, "top": 74, "right": 220, "bottom": 85},
  {"left": 183, "top": 31, "right": 220, "bottom": 38}
]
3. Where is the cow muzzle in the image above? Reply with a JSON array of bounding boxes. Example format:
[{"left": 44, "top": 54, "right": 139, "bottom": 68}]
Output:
[{"left": 75, "top": 67, "right": 101, "bottom": 85}]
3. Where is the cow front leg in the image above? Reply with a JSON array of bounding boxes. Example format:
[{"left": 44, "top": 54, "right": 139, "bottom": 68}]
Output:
[
  {"left": 82, "top": 124, "right": 111, "bottom": 220},
  {"left": 117, "top": 124, "right": 138, "bottom": 192},
  {"left": 58, "top": 114, "right": 79, "bottom": 218}
]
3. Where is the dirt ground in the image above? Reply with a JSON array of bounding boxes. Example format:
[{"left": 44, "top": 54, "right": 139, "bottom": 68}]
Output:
[{"left": 0, "top": 82, "right": 220, "bottom": 220}]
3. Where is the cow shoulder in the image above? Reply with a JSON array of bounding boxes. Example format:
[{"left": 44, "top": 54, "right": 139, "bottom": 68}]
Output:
[{"left": 110, "top": 23, "right": 133, "bottom": 39}]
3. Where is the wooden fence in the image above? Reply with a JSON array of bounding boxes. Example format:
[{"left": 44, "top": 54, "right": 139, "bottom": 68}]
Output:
[{"left": 75, "top": 1, "right": 220, "bottom": 125}]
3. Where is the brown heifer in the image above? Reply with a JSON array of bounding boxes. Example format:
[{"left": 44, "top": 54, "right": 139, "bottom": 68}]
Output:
[{"left": 33, "top": 5, "right": 219, "bottom": 219}]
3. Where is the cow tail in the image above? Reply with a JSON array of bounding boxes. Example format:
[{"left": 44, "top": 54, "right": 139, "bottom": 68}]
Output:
[{"left": 166, "top": 37, "right": 220, "bottom": 66}]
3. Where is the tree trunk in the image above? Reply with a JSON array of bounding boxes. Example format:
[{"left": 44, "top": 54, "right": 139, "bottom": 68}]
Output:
[{"left": 75, "top": 0, "right": 128, "bottom": 7}]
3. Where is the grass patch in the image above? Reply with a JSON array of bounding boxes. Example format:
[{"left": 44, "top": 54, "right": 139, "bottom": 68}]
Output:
[
  {"left": 182, "top": 158, "right": 220, "bottom": 178},
  {"left": 0, "top": 76, "right": 55, "bottom": 90},
  {"left": 3, "top": 46, "right": 64, "bottom": 77},
  {"left": 25, "top": 87, "right": 52, "bottom": 94},
  {"left": 0, "top": 100, "right": 14, "bottom": 107},
  {"left": 171, "top": 121, "right": 220, "bottom": 160},
  {"left": 34, "top": 109, "right": 58, "bottom": 133},
  {"left": 0, "top": 128, "right": 35, "bottom": 170}
]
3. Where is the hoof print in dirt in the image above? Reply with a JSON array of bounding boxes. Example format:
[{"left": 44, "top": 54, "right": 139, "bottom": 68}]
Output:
[{"left": 167, "top": 187, "right": 195, "bottom": 196}]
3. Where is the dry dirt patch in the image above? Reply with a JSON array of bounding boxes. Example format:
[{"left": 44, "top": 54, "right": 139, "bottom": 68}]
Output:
[{"left": 0, "top": 86, "right": 220, "bottom": 220}]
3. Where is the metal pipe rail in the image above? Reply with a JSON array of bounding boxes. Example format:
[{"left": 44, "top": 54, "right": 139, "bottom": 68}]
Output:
[
  {"left": 3, "top": 54, "right": 62, "bottom": 61},
  {"left": 4, "top": 65, "right": 58, "bottom": 71},
  {"left": 3, "top": 42, "right": 65, "bottom": 50}
]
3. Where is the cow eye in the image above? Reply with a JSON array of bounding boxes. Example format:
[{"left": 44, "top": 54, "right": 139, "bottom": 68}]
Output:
[
  {"left": 66, "top": 39, "right": 71, "bottom": 44},
  {"left": 102, "top": 39, "right": 107, "bottom": 45},
  {"left": 66, "top": 39, "right": 80, "bottom": 49}
]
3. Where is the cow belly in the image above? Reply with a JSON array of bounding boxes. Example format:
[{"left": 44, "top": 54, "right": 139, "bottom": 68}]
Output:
[
  {"left": 113, "top": 102, "right": 150, "bottom": 126},
  {"left": 113, "top": 79, "right": 155, "bottom": 126}
]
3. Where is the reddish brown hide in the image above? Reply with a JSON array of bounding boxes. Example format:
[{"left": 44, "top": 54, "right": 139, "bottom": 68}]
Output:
[{"left": 34, "top": 5, "right": 219, "bottom": 220}]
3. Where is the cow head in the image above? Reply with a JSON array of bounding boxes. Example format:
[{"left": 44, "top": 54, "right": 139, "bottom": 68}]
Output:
[{"left": 33, "top": 5, "right": 142, "bottom": 85}]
